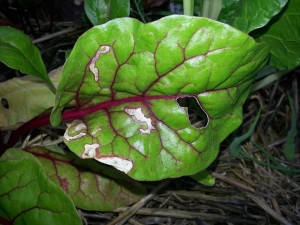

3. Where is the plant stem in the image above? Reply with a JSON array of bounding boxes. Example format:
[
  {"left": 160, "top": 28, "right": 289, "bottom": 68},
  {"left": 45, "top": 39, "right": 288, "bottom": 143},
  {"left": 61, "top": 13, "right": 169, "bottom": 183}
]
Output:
[
  {"left": 134, "top": 0, "right": 147, "bottom": 23},
  {"left": 202, "top": 0, "right": 210, "bottom": 17},
  {"left": 209, "top": 0, "right": 222, "bottom": 20},
  {"left": 183, "top": 0, "right": 194, "bottom": 16},
  {"left": 3, "top": 95, "right": 182, "bottom": 151},
  {"left": 251, "top": 70, "right": 289, "bottom": 93},
  {"left": 201, "top": 0, "right": 222, "bottom": 20}
]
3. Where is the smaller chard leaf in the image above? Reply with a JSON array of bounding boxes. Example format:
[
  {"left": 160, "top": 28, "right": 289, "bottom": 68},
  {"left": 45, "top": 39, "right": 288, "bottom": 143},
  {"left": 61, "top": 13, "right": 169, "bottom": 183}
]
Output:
[
  {"left": 0, "top": 148, "right": 82, "bottom": 225},
  {"left": 26, "top": 146, "right": 146, "bottom": 211},
  {"left": 84, "top": 0, "right": 130, "bottom": 26},
  {"left": 222, "top": 0, "right": 288, "bottom": 34},
  {"left": 51, "top": 16, "right": 269, "bottom": 181},
  {"left": 0, "top": 26, "right": 55, "bottom": 91},
  {"left": 0, "top": 66, "right": 61, "bottom": 127},
  {"left": 253, "top": 0, "right": 300, "bottom": 70},
  {"left": 190, "top": 170, "right": 215, "bottom": 186}
]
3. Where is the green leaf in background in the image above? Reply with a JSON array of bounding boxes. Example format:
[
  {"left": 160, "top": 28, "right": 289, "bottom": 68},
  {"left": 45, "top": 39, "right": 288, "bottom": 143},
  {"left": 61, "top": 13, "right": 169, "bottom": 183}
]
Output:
[
  {"left": 218, "top": 0, "right": 240, "bottom": 23},
  {"left": 229, "top": 111, "right": 299, "bottom": 174},
  {"left": 221, "top": 0, "right": 288, "bottom": 34},
  {"left": 229, "top": 109, "right": 261, "bottom": 158},
  {"left": 190, "top": 170, "right": 215, "bottom": 186},
  {"left": 0, "top": 66, "right": 62, "bottom": 127},
  {"left": 252, "top": 0, "right": 300, "bottom": 70},
  {"left": 283, "top": 95, "right": 297, "bottom": 162},
  {"left": 0, "top": 26, "right": 55, "bottom": 91},
  {"left": 51, "top": 15, "right": 269, "bottom": 181},
  {"left": 84, "top": 0, "right": 130, "bottom": 26},
  {"left": 26, "top": 146, "right": 146, "bottom": 211},
  {"left": 65, "top": 49, "right": 72, "bottom": 60},
  {"left": 0, "top": 148, "right": 82, "bottom": 225}
]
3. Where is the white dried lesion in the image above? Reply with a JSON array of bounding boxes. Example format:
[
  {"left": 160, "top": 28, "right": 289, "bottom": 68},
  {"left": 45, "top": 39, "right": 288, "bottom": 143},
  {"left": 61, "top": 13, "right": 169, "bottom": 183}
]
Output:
[
  {"left": 82, "top": 143, "right": 100, "bottom": 159},
  {"left": 89, "top": 45, "right": 110, "bottom": 81},
  {"left": 91, "top": 126, "right": 102, "bottom": 136},
  {"left": 95, "top": 157, "right": 133, "bottom": 174},
  {"left": 124, "top": 107, "right": 155, "bottom": 134},
  {"left": 64, "top": 120, "right": 87, "bottom": 141}
]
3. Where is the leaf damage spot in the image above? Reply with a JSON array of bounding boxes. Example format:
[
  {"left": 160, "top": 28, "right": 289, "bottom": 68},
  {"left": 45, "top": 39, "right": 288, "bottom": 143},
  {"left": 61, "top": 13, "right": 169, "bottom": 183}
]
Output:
[
  {"left": 91, "top": 126, "right": 102, "bottom": 136},
  {"left": 95, "top": 157, "right": 133, "bottom": 174},
  {"left": 82, "top": 143, "right": 100, "bottom": 158},
  {"left": 133, "top": 140, "right": 145, "bottom": 155},
  {"left": 177, "top": 97, "right": 208, "bottom": 129},
  {"left": 124, "top": 107, "right": 155, "bottom": 134},
  {"left": 89, "top": 45, "right": 110, "bottom": 81},
  {"left": 1, "top": 98, "right": 9, "bottom": 109},
  {"left": 59, "top": 177, "right": 69, "bottom": 193},
  {"left": 64, "top": 120, "right": 87, "bottom": 141}
]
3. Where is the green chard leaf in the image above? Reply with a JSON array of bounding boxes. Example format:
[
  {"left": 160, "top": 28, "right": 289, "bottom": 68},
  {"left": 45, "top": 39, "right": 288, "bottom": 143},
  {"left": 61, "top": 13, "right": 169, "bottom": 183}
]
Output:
[
  {"left": 0, "top": 148, "right": 82, "bottom": 225},
  {"left": 25, "top": 146, "right": 146, "bottom": 211},
  {"left": 0, "top": 26, "right": 55, "bottom": 90},
  {"left": 252, "top": 0, "right": 300, "bottom": 70},
  {"left": 51, "top": 16, "right": 269, "bottom": 181},
  {"left": 84, "top": 0, "right": 130, "bottom": 26},
  {"left": 221, "top": 0, "right": 288, "bottom": 34}
]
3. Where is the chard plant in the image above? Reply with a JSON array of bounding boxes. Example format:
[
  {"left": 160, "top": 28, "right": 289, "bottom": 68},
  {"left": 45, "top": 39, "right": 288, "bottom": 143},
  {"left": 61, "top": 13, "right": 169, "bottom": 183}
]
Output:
[{"left": 0, "top": 0, "right": 299, "bottom": 224}]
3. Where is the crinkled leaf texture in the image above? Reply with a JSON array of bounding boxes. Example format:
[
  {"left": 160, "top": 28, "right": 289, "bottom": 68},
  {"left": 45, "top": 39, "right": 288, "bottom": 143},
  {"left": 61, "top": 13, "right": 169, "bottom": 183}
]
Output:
[
  {"left": 0, "top": 148, "right": 82, "bottom": 225},
  {"left": 51, "top": 15, "right": 269, "bottom": 181},
  {"left": 26, "top": 146, "right": 146, "bottom": 211},
  {"left": 220, "top": 0, "right": 288, "bottom": 33},
  {"left": 252, "top": 0, "right": 300, "bottom": 70},
  {"left": 0, "top": 66, "right": 62, "bottom": 127}
]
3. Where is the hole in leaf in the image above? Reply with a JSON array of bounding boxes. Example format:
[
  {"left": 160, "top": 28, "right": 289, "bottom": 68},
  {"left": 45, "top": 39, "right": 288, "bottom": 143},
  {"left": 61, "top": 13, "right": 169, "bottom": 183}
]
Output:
[
  {"left": 177, "top": 97, "right": 208, "bottom": 129},
  {"left": 1, "top": 98, "right": 9, "bottom": 109}
]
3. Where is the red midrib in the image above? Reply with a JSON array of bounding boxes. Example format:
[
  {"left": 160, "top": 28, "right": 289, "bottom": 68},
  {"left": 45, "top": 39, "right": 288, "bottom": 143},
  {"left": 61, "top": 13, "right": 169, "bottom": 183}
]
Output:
[{"left": 4, "top": 94, "right": 183, "bottom": 150}]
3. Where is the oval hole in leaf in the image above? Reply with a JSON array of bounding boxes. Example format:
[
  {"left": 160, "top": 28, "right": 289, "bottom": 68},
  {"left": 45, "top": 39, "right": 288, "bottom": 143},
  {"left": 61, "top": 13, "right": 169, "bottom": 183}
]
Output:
[
  {"left": 177, "top": 97, "right": 208, "bottom": 129},
  {"left": 1, "top": 98, "right": 9, "bottom": 109}
]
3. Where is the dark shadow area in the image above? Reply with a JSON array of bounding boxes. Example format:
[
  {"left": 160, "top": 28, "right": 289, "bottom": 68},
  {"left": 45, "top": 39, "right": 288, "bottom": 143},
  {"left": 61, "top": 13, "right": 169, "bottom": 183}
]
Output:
[{"left": 177, "top": 96, "right": 208, "bottom": 129}]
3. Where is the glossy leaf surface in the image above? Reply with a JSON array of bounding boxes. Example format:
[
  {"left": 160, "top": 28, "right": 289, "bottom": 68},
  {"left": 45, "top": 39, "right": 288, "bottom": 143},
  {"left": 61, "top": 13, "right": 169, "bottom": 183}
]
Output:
[
  {"left": 221, "top": 0, "right": 287, "bottom": 33},
  {"left": 26, "top": 146, "right": 146, "bottom": 211},
  {"left": 0, "top": 148, "right": 82, "bottom": 225},
  {"left": 0, "top": 67, "right": 61, "bottom": 127},
  {"left": 84, "top": 0, "right": 130, "bottom": 26},
  {"left": 253, "top": 0, "right": 300, "bottom": 70},
  {"left": 0, "top": 26, "right": 55, "bottom": 90},
  {"left": 51, "top": 16, "right": 269, "bottom": 180}
]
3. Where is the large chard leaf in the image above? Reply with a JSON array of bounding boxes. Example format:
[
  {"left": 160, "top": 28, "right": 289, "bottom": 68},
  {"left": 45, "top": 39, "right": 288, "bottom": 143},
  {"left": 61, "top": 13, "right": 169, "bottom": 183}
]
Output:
[
  {"left": 0, "top": 26, "right": 55, "bottom": 90},
  {"left": 0, "top": 148, "right": 82, "bottom": 225},
  {"left": 51, "top": 15, "right": 269, "bottom": 181},
  {"left": 252, "top": 0, "right": 300, "bottom": 70},
  {"left": 25, "top": 146, "right": 146, "bottom": 211},
  {"left": 220, "top": 0, "right": 288, "bottom": 34}
]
